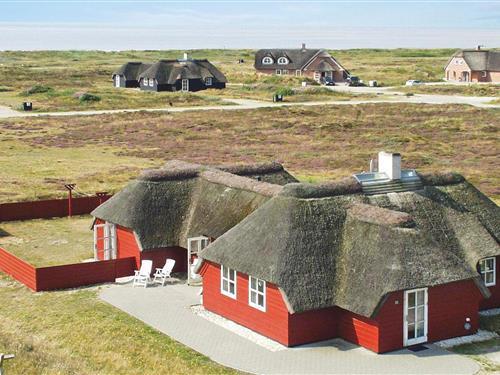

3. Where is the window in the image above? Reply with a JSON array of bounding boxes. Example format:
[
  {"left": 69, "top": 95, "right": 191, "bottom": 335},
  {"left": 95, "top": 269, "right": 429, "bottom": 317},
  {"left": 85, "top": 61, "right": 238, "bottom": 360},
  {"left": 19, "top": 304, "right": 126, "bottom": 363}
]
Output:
[
  {"left": 282, "top": 69, "right": 289, "bottom": 75},
  {"left": 295, "top": 70, "right": 301, "bottom": 76},
  {"left": 262, "top": 56, "right": 273, "bottom": 65},
  {"left": 249, "top": 276, "right": 266, "bottom": 311},
  {"left": 277, "top": 57, "right": 288, "bottom": 65},
  {"left": 221, "top": 265, "right": 237, "bottom": 298},
  {"left": 205, "top": 77, "right": 213, "bottom": 86},
  {"left": 142, "top": 78, "right": 147, "bottom": 86},
  {"left": 482, "top": 71, "right": 487, "bottom": 78},
  {"left": 181, "top": 79, "right": 189, "bottom": 92},
  {"left": 479, "top": 257, "right": 496, "bottom": 286},
  {"left": 275, "top": 69, "right": 282, "bottom": 75},
  {"left": 149, "top": 78, "right": 154, "bottom": 87}
]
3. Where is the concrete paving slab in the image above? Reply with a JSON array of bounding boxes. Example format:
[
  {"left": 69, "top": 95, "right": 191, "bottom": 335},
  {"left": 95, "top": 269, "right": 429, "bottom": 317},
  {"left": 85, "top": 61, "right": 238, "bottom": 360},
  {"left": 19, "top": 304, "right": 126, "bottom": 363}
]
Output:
[{"left": 99, "top": 282, "right": 480, "bottom": 374}]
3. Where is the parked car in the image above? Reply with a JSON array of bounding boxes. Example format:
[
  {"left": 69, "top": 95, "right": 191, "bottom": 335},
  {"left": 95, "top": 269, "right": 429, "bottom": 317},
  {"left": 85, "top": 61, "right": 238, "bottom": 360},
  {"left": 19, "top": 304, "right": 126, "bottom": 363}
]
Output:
[
  {"left": 405, "top": 80, "right": 424, "bottom": 86},
  {"left": 323, "top": 76, "right": 335, "bottom": 86},
  {"left": 347, "top": 76, "right": 364, "bottom": 86}
]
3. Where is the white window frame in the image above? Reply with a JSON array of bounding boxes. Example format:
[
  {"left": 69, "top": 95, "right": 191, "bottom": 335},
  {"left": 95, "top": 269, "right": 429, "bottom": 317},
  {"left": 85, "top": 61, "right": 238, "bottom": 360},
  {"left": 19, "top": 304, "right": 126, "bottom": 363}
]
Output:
[
  {"left": 262, "top": 56, "right": 273, "bottom": 65},
  {"left": 149, "top": 78, "right": 154, "bottom": 87},
  {"left": 187, "top": 236, "right": 210, "bottom": 285},
  {"left": 142, "top": 78, "right": 147, "bottom": 86},
  {"left": 181, "top": 79, "right": 189, "bottom": 92},
  {"left": 221, "top": 265, "right": 237, "bottom": 299},
  {"left": 248, "top": 276, "right": 266, "bottom": 312},
  {"left": 295, "top": 70, "right": 302, "bottom": 76},
  {"left": 480, "top": 257, "right": 496, "bottom": 287},
  {"left": 93, "top": 222, "right": 117, "bottom": 260},
  {"left": 275, "top": 69, "right": 282, "bottom": 75},
  {"left": 282, "top": 69, "right": 289, "bottom": 75},
  {"left": 277, "top": 57, "right": 288, "bottom": 65},
  {"left": 482, "top": 71, "right": 487, "bottom": 78},
  {"left": 205, "top": 77, "right": 213, "bottom": 86},
  {"left": 403, "top": 287, "right": 428, "bottom": 346},
  {"left": 115, "top": 75, "right": 120, "bottom": 87}
]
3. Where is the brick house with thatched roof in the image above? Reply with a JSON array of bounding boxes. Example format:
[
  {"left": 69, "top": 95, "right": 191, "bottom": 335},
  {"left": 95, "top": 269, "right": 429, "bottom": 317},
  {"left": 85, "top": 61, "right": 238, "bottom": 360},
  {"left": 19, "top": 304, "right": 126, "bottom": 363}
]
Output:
[
  {"left": 254, "top": 43, "right": 349, "bottom": 83},
  {"left": 445, "top": 47, "right": 500, "bottom": 83},
  {"left": 92, "top": 153, "right": 499, "bottom": 353}
]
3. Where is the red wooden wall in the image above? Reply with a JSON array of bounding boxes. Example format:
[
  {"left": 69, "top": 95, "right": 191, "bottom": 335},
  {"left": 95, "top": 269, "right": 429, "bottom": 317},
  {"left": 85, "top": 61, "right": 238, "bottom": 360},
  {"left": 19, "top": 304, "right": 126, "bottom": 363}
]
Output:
[
  {"left": 201, "top": 259, "right": 486, "bottom": 353},
  {"left": 35, "top": 257, "right": 136, "bottom": 291},
  {"left": 201, "top": 261, "right": 290, "bottom": 345},
  {"left": 0, "top": 246, "right": 37, "bottom": 290},
  {"left": 480, "top": 255, "right": 500, "bottom": 310},
  {"left": 0, "top": 195, "right": 110, "bottom": 222}
]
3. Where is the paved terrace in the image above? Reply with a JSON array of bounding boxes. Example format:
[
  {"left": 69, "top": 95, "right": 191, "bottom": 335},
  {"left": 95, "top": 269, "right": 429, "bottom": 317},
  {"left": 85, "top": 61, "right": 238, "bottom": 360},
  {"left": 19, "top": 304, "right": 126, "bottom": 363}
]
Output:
[{"left": 100, "top": 282, "right": 479, "bottom": 374}]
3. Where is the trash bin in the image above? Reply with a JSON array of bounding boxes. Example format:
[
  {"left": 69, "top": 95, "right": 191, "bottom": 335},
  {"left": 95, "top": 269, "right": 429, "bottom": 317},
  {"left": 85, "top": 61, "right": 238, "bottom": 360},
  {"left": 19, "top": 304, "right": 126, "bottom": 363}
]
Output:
[
  {"left": 23, "top": 102, "right": 32, "bottom": 111},
  {"left": 273, "top": 94, "right": 283, "bottom": 102},
  {"left": 369, "top": 80, "right": 378, "bottom": 87}
]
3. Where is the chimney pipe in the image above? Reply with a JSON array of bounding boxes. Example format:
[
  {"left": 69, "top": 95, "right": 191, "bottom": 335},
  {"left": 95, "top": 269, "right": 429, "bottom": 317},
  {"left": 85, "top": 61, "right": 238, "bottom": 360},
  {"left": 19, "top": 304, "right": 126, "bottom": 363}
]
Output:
[
  {"left": 378, "top": 151, "right": 401, "bottom": 180},
  {"left": 477, "top": 45, "right": 481, "bottom": 51},
  {"left": 301, "top": 43, "right": 306, "bottom": 51}
]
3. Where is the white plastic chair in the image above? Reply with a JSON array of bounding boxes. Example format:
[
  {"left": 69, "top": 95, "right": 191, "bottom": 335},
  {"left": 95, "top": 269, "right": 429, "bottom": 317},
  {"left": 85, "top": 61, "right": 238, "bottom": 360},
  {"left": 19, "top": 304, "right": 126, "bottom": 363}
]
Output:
[
  {"left": 133, "top": 260, "right": 153, "bottom": 288},
  {"left": 153, "top": 259, "right": 176, "bottom": 286},
  {"left": 190, "top": 258, "right": 201, "bottom": 283}
]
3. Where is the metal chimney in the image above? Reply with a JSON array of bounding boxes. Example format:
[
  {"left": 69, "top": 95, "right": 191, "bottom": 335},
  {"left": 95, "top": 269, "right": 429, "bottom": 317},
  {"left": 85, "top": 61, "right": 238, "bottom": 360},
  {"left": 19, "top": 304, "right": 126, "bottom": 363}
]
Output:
[
  {"left": 378, "top": 151, "right": 401, "bottom": 180},
  {"left": 301, "top": 43, "right": 306, "bottom": 51}
]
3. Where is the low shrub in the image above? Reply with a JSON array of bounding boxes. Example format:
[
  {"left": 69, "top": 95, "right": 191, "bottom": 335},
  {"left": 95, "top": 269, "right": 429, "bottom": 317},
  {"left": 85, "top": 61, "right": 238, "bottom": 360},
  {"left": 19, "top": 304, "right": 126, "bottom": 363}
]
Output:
[
  {"left": 0, "top": 86, "right": 12, "bottom": 92},
  {"left": 79, "top": 93, "right": 101, "bottom": 102},
  {"left": 24, "top": 85, "right": 53, "bottom": 95},
  {"left": 275, "top": 87, "right": 295, "bottom": 96}
]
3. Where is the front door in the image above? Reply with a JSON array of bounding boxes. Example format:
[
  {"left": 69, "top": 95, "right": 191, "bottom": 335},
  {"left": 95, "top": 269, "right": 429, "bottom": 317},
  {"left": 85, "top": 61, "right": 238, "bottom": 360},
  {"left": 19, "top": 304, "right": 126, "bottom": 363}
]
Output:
[
  {"left": 404, "top": 288, "right": 428, "bottom": 346},
  {"left": 115, "top": 75, "right": 120, "bottom": 87},
  {"left": 181, "top": 79, "right": 189, "bottom": 92},
  {"left": 93, "top": 222, "right": 117, "bottom": 260}
]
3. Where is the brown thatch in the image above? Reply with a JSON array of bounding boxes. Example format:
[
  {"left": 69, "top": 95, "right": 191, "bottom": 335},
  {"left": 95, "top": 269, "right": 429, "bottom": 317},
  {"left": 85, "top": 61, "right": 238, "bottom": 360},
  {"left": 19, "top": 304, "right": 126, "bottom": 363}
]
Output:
[
  {"left": 280, "top": 177, "right": 362, "bottom": 198},
  {"left": 419, "top": 171, "right": 465, "bottom": 186},
  {"left": 201, "top": 176, "right": 498, "bottom": 318},
  {"left": 92, "top": 160, "right": 291, "bottom": 250}
]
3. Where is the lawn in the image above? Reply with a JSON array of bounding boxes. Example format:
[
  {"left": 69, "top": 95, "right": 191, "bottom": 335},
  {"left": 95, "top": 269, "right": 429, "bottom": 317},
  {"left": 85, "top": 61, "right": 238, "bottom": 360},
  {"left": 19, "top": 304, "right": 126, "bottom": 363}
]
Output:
[
  {"left": 0, "top": 103, "right": 498, "bottom": 203},
  {"left": 0, "top": 48, "right": 468, "bottom": 111},
  {"left": 394, "top": 84, "right": 500, "bottom": 97},
  {"left": 0, "top": 215, "right": 93, "bottom": 267},
  {"left": 0, "top": 274, "right": 235, "bottom": 375},
  {"left": 451, "top": 314, "right": 500, "bottom": 373}
]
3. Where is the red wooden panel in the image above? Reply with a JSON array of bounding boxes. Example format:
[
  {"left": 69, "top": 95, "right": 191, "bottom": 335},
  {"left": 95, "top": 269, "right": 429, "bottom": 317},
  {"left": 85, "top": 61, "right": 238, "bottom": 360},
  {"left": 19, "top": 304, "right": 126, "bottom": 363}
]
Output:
[
  {"left": 0, "top": 195, "right": 111, "bottom": 222},
  {"left": 141, "top": 247, "right": 187, "bottom": 274},
  {"left": 338, "top": 308, "right": 380, "bottom": 352},
  {"left": 35, "top": 257, "right": 135, "bottom": 291},
  {"left": 288, "top": 307, "right": 338, "bottom": 346},
  {"left": 0, "top": 247, "right": 37, "bottom": 290},
  {"left": 202, "top": 261, "right": 290, "bottom": 345},
  {"left": 480, "top": 255, "right": 500, "bottom": 310}
]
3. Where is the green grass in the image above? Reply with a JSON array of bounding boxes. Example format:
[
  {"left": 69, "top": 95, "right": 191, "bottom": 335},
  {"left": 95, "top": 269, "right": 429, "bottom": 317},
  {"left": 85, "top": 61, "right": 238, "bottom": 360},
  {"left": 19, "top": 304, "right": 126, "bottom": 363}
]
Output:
[
  {"left": 394, "top": 84, "right": 500, "bottom": 97},
  {"left": 0, "top": 274, "right": 235, "bottom": 374},
  {"left": 0, "top": 103, "right": 498, "bottom": 203},
  {"left": 450, "top": 315, "right": 500, "bottom": 373},
  {"left": 0, "top": 215, "right": 93, "bottom": 267},
  {"left": 0, "top": 48, "right": 478, "bottom": 111}
]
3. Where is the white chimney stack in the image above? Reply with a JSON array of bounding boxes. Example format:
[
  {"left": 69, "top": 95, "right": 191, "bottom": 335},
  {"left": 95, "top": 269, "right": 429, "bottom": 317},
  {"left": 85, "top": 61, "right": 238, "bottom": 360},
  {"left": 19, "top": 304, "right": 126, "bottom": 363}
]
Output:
[
  {"left": 378, "top": 151, "right": 401, "bottom": 180},
  {"left": 301, "top": 43, "right": 306, "bottom": 51}
]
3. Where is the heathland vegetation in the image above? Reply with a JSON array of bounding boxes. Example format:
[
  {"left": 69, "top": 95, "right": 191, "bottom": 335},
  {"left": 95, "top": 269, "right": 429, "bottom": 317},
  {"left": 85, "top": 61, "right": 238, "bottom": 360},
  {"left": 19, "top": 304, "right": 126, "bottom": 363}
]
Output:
[{"left": 0, "top": 48, "right": 472, "bottom": 112}]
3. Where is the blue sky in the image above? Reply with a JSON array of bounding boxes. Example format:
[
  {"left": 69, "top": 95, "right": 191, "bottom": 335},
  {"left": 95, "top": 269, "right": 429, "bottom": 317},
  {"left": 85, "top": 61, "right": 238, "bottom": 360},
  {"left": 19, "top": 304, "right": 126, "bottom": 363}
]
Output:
[{"left": 0, "top": 1, "right": 499, "bottom": 50}]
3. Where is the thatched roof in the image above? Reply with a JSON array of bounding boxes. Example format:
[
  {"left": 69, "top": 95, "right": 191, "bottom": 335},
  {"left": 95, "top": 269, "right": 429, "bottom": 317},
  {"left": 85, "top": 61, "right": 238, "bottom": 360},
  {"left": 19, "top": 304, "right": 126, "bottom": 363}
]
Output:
[
  {"left": 113, "top": 62, "right": 151, "bottom": 81},
  {"left": 200, "top": 174, "right": 499, "bottom": 318},
  {"left": 447, "top": 49, "right": 500, "bottom": 71},
  {"left": 255, "top": 48, "right": 322, "bottom": 70},
  {"left": 138, "top": 59, "right": 227, "bottom": 84},
  {"left": 91, "top": 160, "right": 292, "bottom": 250}
]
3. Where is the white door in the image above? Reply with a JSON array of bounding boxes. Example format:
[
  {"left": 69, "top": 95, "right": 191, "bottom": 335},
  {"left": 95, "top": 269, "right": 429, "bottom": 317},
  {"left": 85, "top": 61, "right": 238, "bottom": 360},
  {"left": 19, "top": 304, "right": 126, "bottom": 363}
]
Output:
[
  {"left": 93, "top": 222, "right": 117, "bottom": 260},
  {"left": 115, "top": 75, "right": 120, "bottom": 87},
  {"left": 404, "top": 288, "right": 428, "bottom": 346},
  {"left": 187, "top": 236, "right": 210, "bottom": 284},
  {"left": 181, "top": 79, "right": 189, "bottom": 92}
]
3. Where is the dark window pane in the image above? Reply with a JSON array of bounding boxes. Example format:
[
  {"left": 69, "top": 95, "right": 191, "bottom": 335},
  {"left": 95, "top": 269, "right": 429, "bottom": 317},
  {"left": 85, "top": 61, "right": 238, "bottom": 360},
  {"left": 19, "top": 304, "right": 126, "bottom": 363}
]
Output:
[{"left": 258, "top": 294, "right": 264, "bottom": 307}]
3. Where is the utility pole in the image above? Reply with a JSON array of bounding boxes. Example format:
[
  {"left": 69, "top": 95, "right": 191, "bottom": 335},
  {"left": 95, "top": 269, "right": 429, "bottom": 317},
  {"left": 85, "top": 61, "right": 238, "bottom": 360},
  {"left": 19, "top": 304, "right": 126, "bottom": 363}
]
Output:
[{"left": 0, "top": 353, "right": 15, "bottom": 375}]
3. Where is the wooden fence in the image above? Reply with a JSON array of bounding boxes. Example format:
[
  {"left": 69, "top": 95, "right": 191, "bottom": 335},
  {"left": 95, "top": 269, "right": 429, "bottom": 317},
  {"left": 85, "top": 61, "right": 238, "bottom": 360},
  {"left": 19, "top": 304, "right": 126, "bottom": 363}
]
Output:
[
  {"left": 0, "top": 245, "right": 135, "bottom": 292},
  {"left": 0, "top": 195, "right": 111, "bottom": 222}
]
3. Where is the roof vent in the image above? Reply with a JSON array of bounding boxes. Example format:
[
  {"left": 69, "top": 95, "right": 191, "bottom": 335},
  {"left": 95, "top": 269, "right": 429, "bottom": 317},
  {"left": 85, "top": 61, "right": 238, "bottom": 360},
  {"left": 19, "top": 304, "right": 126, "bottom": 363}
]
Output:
[
  {"left": 353, "top": 152, "right": 422, "bottom": 195},
  {"left": 301, "top": 43, "right": 306, "bottom": 51}
]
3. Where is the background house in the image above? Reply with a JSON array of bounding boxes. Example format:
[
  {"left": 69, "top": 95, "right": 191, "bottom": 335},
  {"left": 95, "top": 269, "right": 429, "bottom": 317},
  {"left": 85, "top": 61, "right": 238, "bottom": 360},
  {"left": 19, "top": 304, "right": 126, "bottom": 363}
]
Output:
[
  {"left": 198, "top": 152, "right": 500, "bottom": 353},
  {"left": 445, "top": 47, "right": 500, "bottom": 82},
  {"left": 254, "top": 43, "right": 349, "bottom": 83},
  {"left": 113, "top": 55, "right": 227, "bottom": 92}
]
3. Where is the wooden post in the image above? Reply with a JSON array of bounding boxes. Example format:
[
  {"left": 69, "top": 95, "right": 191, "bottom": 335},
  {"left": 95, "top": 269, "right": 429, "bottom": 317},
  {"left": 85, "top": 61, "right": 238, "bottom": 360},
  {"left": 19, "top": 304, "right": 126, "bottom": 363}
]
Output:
[
  {"left": 96, "top": 192, "right": 109, "bottom": 205},
  {"left": 64, "top": 184, "right": 76, "bottom": 217}
]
